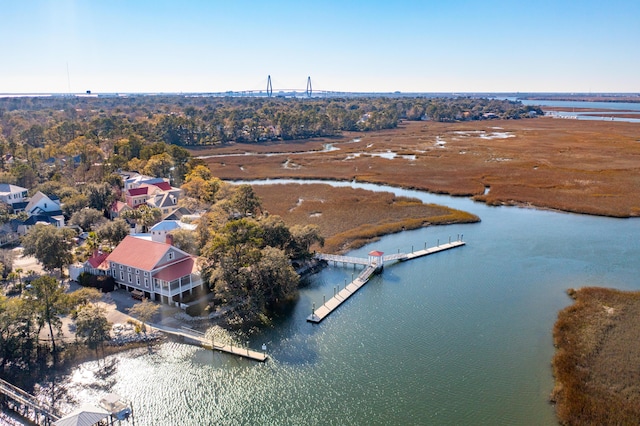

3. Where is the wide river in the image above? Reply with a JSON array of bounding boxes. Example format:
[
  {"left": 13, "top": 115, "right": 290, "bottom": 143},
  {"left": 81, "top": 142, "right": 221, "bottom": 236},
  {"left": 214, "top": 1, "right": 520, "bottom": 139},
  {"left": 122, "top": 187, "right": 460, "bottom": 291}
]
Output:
[{"left": 58, "top": 180, "right": 640, "bottom": 425}]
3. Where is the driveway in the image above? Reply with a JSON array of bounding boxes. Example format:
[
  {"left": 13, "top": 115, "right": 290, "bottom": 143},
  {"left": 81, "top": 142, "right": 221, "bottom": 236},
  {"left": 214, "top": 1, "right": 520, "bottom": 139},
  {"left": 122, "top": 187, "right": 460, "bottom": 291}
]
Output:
[{"left": 12, "top": 247, "right": 45, "bottom": 277}]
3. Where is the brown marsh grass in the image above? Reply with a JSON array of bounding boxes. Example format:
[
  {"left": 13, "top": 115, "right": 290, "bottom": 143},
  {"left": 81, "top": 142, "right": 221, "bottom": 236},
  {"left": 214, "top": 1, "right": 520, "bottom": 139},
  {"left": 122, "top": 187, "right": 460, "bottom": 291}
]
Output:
[
  {"left": 551, "top": 287, "right": 640, "bottom": 425},
  {"left": 195, "top": 118, "right": 640, "bottom": 217},
  {"left": 253, "top": 184, "right": 478, "bottom": 253}
]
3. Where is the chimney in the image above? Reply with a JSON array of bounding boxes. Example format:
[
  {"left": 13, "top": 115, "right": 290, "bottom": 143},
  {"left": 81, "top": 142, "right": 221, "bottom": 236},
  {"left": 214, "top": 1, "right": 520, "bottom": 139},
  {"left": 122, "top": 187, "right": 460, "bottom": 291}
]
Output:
[{"left": 165, "top": 233, "right": 174, "bottom": 246}]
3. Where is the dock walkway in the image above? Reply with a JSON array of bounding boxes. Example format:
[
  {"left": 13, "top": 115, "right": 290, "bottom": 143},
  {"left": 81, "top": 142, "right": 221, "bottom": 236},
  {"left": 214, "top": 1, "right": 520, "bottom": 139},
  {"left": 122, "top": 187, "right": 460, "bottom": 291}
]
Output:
[
  {"left": 403, "top": 240, "right": 465, "bottom": 260},
  {"left": 315, "top": 253, "right": 370, "bottom": 265},
  {"left": 307, "top": 265, "right": 377, "bottom": 323},
  {"left": 150, "top": 323, "right": 268, "bottom": 362},
  {"left": 0, "top": 378, "right": 59, "bottom": 425},
  {"left": 308, "top": 239, "right": 466, "bottom": 323}
]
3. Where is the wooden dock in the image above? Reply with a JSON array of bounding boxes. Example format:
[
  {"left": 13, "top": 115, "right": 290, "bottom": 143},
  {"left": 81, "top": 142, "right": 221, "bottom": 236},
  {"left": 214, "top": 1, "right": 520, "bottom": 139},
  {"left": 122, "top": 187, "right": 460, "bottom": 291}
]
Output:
[
  {"left": 307, "top": 265, "right": 377, "bottom": 323},
  {"left": 308, "top": 239, "right": 466, "bottom": 323},
  {"left": 401, "top": 240, "right": 465, "bottom": 260},
  {"left": 0, "top": 378, "right": 59, "bottom": 425},
  {"left": 151, "top": 324, "right": 268, "bottom": 362}
]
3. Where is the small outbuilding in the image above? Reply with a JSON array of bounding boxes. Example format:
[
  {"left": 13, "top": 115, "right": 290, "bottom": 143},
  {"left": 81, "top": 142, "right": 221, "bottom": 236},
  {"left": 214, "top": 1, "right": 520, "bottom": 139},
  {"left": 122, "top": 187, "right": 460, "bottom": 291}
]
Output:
[
  {"left": 53, "top": 403, "right": 109, "bottom": 426},
  {"left": 368, "top": 250, "right": 384, "bottom": 269}
]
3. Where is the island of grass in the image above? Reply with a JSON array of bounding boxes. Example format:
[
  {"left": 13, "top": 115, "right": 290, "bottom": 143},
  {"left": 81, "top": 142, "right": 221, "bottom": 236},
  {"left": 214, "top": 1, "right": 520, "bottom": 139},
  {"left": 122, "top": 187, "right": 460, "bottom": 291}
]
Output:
[
  {"left": 252, "top": 183, "right": 479, "bottom": 253},
  {"left": 551, "top": 287, "right": 640, "bottom": 425}
]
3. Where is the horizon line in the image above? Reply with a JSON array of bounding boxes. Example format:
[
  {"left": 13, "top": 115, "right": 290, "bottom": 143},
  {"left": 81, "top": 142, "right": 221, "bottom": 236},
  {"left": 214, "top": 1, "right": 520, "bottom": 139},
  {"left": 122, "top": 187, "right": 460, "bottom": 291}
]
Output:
[{"left": 1, "top": 91, "right": 640, "bottom": 97}]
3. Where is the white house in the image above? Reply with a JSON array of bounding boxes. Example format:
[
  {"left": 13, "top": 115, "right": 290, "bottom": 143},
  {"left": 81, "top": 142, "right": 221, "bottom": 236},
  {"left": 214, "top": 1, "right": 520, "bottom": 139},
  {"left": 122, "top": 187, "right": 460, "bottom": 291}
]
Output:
[
  {"left": 11, "top": 191, "right": 65, "bottom": 235},
  {"left": 24, "top": 191, "right": 62, "bottom": 216},
  {"left": 149, "top": 220, "right": 197, "bottom": 243},
  {"left": 0, "top": 183, "right": 28, "bottom": 206},
  {"left": 120, "top": 171, "right": 169, "bottom": 191}
]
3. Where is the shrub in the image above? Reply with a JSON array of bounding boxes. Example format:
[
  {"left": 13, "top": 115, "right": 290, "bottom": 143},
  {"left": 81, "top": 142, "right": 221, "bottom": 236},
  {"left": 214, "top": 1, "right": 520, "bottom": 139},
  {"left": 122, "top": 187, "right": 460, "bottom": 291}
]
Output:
[
  {"left": 185, "top": 303, "right": 204, "bottom": 317},
  {"left": 77, "top": 272, "right": 116, "bottom": 293}
]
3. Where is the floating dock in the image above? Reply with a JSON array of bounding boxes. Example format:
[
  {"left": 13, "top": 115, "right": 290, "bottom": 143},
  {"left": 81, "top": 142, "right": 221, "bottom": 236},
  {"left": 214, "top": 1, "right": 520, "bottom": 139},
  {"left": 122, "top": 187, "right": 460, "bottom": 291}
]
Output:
[{"left": 308, "top": 239, "right": 466, "bottom": 323}]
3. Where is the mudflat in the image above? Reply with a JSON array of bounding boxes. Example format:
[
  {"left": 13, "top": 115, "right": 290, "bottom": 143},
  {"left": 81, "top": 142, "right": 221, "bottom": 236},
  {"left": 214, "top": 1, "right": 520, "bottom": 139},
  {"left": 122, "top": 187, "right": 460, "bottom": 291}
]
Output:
[{"left": 195, "top": 117, "right": 640, "bottom": 217}]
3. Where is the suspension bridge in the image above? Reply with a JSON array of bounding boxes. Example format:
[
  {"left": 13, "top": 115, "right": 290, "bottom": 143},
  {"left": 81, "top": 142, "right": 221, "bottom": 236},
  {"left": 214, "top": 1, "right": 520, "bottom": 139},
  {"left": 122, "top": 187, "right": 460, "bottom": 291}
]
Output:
[{"left": 197, "top": 75, "right": 398, "bottom": 98}]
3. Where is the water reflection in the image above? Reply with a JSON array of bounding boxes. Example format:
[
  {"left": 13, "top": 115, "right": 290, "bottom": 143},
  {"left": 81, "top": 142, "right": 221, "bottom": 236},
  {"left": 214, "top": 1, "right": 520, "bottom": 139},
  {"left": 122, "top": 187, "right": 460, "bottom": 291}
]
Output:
[{"left": 54, "top": 181, "right": 640, "bottom": 425}]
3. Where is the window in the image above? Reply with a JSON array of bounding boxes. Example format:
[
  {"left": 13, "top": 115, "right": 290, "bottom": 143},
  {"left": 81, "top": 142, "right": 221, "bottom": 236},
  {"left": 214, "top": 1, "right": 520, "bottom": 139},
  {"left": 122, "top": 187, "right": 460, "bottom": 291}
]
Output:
[
  {"left": 120, "top": 271, "right": 124, "bottom": 280},
  {"left": 168, "top": 252, "right": 174, "bottom": 261},
  {"left": 144, "top": 278, "right": 149, "bottom": 288},
  {"left": 128, "top": 273, "right": 132, "bottom": 283},
  {"left": 136, "top": 276, "right": 140, "bottom": 285},
  {"left": 119, "top": 264, "right": 123, "bottom": 270},
  {"left": 136, "top": 269, "right": 139, "bottom": 275},
  {"left": 127, "top": 267, "right": 131, "bottom": 272},
  {"left": 144, "top": 272, "right": 148, "bottom": 277}
]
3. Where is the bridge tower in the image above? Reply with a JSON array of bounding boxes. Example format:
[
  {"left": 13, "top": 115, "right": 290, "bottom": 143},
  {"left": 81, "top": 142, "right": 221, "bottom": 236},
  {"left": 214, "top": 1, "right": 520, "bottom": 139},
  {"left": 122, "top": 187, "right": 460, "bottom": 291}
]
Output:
[
  {"left": 306, "top": 76, "right": 312, "bottom": 97},
  {"left": 266, "top": 75, "right": 273, "bottom": 97}
]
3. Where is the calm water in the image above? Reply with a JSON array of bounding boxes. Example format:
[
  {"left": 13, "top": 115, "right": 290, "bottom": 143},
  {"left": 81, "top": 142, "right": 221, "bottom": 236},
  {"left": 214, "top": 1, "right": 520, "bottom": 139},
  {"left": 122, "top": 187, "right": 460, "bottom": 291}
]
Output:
[
  {"left": 56, "top": 181, "right": 640, "bottom": 425},
  {"left": 518, "top": 99, "right": 640, "bottom": 111},
  {"left": 519, "top": 99, "right": 640, "bottom": 122}
]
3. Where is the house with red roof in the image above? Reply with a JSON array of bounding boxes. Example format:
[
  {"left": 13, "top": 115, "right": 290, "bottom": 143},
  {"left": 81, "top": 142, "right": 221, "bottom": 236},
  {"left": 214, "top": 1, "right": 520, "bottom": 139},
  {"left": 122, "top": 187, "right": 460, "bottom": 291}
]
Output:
[
  {"left": 150, "top": 181, "right": 172, "bottom": 192},
  {"left": 85, "top": 250, "right": 110, "bottom": 275},
  {"left": 109, "top": 200, "right": 132, "bottom": 220},
  {"left": 69, "top": 249, "right": 111, "bottom": 281},
  {"left": 107, "top": 235, "right": 203, "bottom": 304},
  {"left": 123, "top": 181, "right": 183, "bottom": 213},
  {"left": 124, "top": 186, "right": 151, "bottom": 208}
]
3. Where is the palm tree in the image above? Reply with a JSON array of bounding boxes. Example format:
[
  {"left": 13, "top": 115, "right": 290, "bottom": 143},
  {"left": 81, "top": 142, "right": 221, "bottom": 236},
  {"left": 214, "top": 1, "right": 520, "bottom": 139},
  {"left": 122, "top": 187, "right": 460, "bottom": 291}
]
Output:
[
  {"left": 86, "top": 231, "right": 100, "bottom": 252},
  {"left": 15, "top": 268, "right": 23, "bottom": 292}
]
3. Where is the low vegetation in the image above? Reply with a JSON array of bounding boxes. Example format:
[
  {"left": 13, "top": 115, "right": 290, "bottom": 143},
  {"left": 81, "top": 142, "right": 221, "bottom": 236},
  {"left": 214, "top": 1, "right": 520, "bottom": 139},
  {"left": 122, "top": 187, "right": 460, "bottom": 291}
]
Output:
[
  {"left": 253, "top": 184, "right": 478, "bottom": 253},
  {"left": 200, "top": 118, "right": 640, "bottom": 218},
  {"left": 551, "top": 287, "right": 640, "bottom": 425}
]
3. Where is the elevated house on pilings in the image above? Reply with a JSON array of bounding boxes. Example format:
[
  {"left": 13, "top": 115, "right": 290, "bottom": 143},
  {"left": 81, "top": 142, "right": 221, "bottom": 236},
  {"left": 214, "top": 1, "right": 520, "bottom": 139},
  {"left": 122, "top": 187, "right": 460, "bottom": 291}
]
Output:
[{"left": 107, "top": 235, "right": 204, "bottom": 304}]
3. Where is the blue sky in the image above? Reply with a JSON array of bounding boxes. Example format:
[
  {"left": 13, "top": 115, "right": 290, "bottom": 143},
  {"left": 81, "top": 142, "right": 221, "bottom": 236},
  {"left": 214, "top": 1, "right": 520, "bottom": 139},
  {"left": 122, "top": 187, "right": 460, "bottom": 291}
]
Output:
[{"left": 1, "top": 0, "right": 639, "bottom": 93}]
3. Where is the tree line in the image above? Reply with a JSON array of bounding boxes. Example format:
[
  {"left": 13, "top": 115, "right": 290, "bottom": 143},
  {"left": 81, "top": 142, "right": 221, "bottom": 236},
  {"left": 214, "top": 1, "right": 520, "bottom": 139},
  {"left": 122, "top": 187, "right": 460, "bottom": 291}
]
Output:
[{"left": 0, "top": 95, "right": 542, "bottom": 152}]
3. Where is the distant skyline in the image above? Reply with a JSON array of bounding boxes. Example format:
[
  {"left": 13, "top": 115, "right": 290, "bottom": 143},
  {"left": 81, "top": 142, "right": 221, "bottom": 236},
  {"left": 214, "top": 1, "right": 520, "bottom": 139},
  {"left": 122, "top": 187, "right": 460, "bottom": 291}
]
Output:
[{"left": 2, "top": 0, "right": 639, "bottom": 94}]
